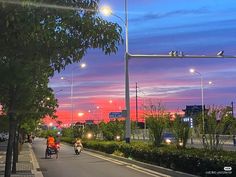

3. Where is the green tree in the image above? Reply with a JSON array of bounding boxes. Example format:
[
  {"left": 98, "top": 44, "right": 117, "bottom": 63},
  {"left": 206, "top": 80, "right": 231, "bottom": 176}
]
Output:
[
  {"left": 171, "top": 114, "right": 190, "bottom": 148},
  {"left": 144, "top": 102, "right": 170, "bottom": 147},
  {"left": 202, "top": 106, "right": 236, "bottom": 150},
  {"left": 99, "top": 120, "right": 125, "bottom": 141}
]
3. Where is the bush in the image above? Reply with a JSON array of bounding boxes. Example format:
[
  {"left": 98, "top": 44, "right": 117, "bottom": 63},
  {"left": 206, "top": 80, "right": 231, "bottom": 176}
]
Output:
[
  {"left": 82, "top": 140, "right": 236, "bottom": 176},
  {"left": 60, "top": 137, "right": 74, "bottom": 144}
]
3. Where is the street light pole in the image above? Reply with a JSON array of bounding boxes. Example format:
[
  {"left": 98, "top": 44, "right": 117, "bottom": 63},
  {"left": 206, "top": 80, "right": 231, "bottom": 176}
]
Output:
[
  {"left": 100, "top": 1, "right": 131, "bottom": 143},
  {"left": 124, "top": 0, "right": 131, "bottom": 143},
  {"left": 61, "top": 63, "right": 86, "bottom": 126},
  {"left": 190, "top": 69, "right": 205, "bottom": 135},
  {"left": 71, "top": 69, "right": 74, "bottom": 126},
  {"left": 200, "top": 73, "right": 204, "bottom": 134}
]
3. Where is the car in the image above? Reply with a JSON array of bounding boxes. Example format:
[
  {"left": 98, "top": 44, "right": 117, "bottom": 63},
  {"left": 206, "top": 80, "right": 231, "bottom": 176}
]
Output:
[{"left": 163, "top": 132, "right": 176, "bottom": 144}]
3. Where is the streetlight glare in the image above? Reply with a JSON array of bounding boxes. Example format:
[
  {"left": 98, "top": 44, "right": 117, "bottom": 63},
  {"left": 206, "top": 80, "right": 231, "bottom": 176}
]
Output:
[
  {"left": 208, "top": 81, "right": 213, "bottom": 85},
  {"left": 60, "top": 76, "right": 64, "bottom": 80},
  {"left": 78, "top": 112, "right": 84, "bottom": 117},
  {"left": 100, "top": 6, "right": 112, "bottom": 16},
  {"left": 189, "top": 68, "right": 195, "bottom": 73},
  {"left": 80, "top": 63, "right": 86, "bottom": 68}
]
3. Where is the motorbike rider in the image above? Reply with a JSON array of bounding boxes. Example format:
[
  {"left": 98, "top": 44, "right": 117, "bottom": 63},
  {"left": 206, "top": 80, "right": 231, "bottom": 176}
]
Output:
[
  {"left": 47, "top": 134, "right": 55, "bottom": 148},
  {"left": 74, "top": 138, "right": 83, "bottom": 150}
]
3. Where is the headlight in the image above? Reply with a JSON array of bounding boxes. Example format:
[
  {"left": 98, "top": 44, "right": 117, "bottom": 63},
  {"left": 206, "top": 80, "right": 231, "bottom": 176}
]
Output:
[{"left": 165, "top": 138, "right": 171, "bottom": 144}]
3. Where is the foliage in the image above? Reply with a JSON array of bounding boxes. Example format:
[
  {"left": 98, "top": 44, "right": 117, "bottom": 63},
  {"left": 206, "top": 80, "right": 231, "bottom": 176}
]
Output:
[
  {"left": 73, "top": 124, "right": 85, "bottom": 139},
  {"left": 0, "top": 115, "right": 8, "bottom": 132},
  {"left": 99, "top": 120, "right": 125, "bottom": 140},
  {"left": 60, "top": 136, "right": 74, "bottom": 144},
  {"left": 200, "top": 106, "right": 236, "bottom": 150},
  {"left": 61, "top": 127, "right": 74, "bottom": 138},
  {"left": 82, "top": 140, "right": 236, "bottom": 176},
  {"left": 38, "top": 129, "right": 58, "bottom": 138},
  {"left": 171, "top": 114, "right": 190, "bottom": 148},
  {"left": 83, "top": 124, "right": 99, "bottom": 139},
  {"left": 144, "top": 102, "right": 170, "bottom": 147}
]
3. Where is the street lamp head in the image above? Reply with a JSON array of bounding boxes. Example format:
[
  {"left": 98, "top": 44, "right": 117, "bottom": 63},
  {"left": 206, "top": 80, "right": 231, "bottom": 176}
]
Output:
[
  {"left": 208, "top": 81, "right": 213, "bottom": 85},
  {"left": 189, "top": 68, "right": 195, "bottom": 74},
  {"left": 217, "top": 50, "right": 224, "bottom": 56},
  {"left": 80, "top": 63, "right": 86, "bottom": 68},
  {"left": 78, "top": 112, "right": 84, "bottom": 117},
  {"left": 60, "top": 76, "right": 64, "bottom": 80},
  {"left": 169, "top": 51, "right": 174, "bottom": 56},
  {"left": 100, "top": 6, "right": 112, "bottom": 16}
]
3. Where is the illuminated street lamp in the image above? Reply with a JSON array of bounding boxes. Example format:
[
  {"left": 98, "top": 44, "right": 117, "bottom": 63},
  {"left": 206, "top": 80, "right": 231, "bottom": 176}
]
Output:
[
  {"left": 100, "top": 1, "right": 131, "bottom": 143},
  {"left": 189, "top": 68, "right": 204, "bottom": 135},
  {"left": 61, "top": 63, "right": 86, "bottom": 126},
  {"left": 189, "top": 68, "right": 213, "bottom": 135}
]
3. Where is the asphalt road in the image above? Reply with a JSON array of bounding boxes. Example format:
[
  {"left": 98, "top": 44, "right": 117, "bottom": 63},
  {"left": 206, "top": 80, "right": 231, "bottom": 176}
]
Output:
[{"left": 32, "top": 138, "right": 172, "bottom": 177}]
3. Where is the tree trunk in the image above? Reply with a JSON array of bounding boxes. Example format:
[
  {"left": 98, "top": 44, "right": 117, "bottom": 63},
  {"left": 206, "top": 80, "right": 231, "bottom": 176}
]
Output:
[
  {"left": 4, "top": 116, "right": 17, "bottom": 177},
  {"left": 12, "top": 122, "right": 19, "bottom": 174}
]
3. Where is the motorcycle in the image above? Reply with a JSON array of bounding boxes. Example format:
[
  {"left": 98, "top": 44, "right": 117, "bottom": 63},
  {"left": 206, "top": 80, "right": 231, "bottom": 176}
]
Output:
[
  {"left": 45, "top": 143, "right": 60, "bottom": 159},
  {"left": 74, "top": 143, "right": 82, "bottom": 155}
]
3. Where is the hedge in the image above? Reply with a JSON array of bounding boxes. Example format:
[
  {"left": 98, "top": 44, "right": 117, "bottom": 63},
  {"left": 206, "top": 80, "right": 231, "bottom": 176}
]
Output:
[{"left": 82, "top": 140, "right": 236, "bottom": 176}]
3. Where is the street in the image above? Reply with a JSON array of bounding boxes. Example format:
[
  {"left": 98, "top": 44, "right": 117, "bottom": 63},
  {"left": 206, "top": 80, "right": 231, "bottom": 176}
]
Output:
[{"left": 32, "top": 138, "right": 180, "bottom": 177}]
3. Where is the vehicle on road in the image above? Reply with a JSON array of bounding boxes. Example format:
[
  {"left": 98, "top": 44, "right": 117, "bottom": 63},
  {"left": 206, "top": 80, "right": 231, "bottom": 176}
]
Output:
[
  {"left": 163, "top": 132, "right": 176, "bottom": 144},
  {"left": 74, "top": 139, "right": 83, "bottom": 155},
  {"left": 45, "top": 143, "right": 60, "bottom": 159}
]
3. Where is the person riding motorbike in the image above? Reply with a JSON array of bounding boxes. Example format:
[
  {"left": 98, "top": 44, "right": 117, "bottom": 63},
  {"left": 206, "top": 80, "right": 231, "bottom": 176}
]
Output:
[
  {"left": 45, "top": 134, "right": 59, "bottom": 158},
  {"left": 74, "top": 138, "right": 83, "bottom": 154},
  {"left": 47, "top": 134, "right": 55, "bottom": 148}
]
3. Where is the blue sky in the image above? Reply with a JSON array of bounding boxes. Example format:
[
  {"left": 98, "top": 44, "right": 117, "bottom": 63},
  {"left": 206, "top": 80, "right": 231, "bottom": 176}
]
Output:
[{"left": 50, "top": 0, "right": 236, "bottom": 124}]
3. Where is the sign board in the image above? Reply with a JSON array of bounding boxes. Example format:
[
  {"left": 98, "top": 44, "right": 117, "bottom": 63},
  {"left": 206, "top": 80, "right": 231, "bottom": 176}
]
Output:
[{"left": 109, "top": 112, "right": 122, "bottom": 119}]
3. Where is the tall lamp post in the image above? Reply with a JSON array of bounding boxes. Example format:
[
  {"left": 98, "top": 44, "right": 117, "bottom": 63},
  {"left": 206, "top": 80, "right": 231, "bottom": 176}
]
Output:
[
  {"left": 61, "top": 63, "right": 86, "bottom": 126},
  {"left": 100, "top": 0, "right": 131, "bottom": 143},
  {"left": 189, "top": 69, "right": 205, "bottom": 135}
]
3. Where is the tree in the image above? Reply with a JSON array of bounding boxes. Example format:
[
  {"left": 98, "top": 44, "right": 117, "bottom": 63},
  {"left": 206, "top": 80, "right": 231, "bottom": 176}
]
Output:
[
  {"left": 202, "top": 106, "right": 236, "bottom": 150},
  {"left": 171, "top": 114, "right": 190, "bottom": 148},
  {"left": 144, "top": 102, "right": 170, "bottom": 147},
  {"left": 99, "top": 120, "right": 125, "bottom": 141}
]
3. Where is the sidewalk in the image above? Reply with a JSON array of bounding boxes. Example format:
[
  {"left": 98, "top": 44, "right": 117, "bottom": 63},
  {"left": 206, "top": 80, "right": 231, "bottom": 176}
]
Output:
[{"left": 0, "top": 142, "right": 43, "bottom": 177}]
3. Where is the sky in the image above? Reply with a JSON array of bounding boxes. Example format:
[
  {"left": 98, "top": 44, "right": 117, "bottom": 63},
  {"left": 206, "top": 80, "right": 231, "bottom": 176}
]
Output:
[{"left": 48, "top": 0, "right": 236, "bottom": 126}]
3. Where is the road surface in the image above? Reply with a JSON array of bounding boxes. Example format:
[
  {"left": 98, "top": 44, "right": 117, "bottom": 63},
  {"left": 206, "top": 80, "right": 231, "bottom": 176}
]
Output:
[{"left": 32, "top": 138, "right": 176, "bottom": 177}]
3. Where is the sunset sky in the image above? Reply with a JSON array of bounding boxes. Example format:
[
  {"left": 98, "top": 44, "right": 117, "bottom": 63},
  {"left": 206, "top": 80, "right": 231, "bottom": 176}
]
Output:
[{"left": 48, "top": 0, "right": 236, "bottom": 125}]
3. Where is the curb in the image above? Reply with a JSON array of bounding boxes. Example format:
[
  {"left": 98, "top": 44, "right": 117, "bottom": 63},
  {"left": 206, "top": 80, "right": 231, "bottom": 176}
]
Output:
[
  {"left": 84, "top": 148, "right": 199, "bottom": 177},
  {"left": 28, "top": 144, "right": 44, "bottom": 177}
]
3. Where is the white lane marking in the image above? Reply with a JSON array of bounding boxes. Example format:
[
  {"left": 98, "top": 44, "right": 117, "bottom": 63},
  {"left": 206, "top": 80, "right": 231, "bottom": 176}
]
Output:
[
  {"left": 84, "top": 151, "right": 126, "bottom": 165},
  {"left": 127, "top": 165, "right": 169, "bottom": 177},
  {"left": 84, "top": 151, "right": 171, "bottom": 177},
  {"left": 128, "top": 164, "right": 171, "bottom": 177}
]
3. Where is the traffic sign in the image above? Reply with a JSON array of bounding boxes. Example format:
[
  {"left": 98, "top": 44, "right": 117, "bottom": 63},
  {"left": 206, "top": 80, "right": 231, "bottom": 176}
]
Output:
[{"left": 109, "top": 112, "right": 122, "bottom": 119}]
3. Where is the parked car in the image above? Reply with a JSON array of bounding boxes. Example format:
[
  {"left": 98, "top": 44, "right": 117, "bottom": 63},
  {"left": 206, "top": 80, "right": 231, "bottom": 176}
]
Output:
[{"left": 163, "top": 132, "right": 175, "bottom": 144}]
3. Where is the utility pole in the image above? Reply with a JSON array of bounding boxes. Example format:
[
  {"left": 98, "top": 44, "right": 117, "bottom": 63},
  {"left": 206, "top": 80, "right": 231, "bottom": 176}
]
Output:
[
  {"left": 135, "top": 82, "right": 138, "bottom": 129},
  {"left": 231, "top": 101, "right": 234, "bottom": 117}
]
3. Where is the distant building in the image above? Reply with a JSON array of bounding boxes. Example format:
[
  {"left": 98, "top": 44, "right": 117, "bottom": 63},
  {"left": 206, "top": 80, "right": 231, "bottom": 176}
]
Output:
[
  {"left": 182, "top": 105, "right": 208, "bottom": 128},
  {"left": 182, "top": 105, "right": 206, "bottom": 118}
]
